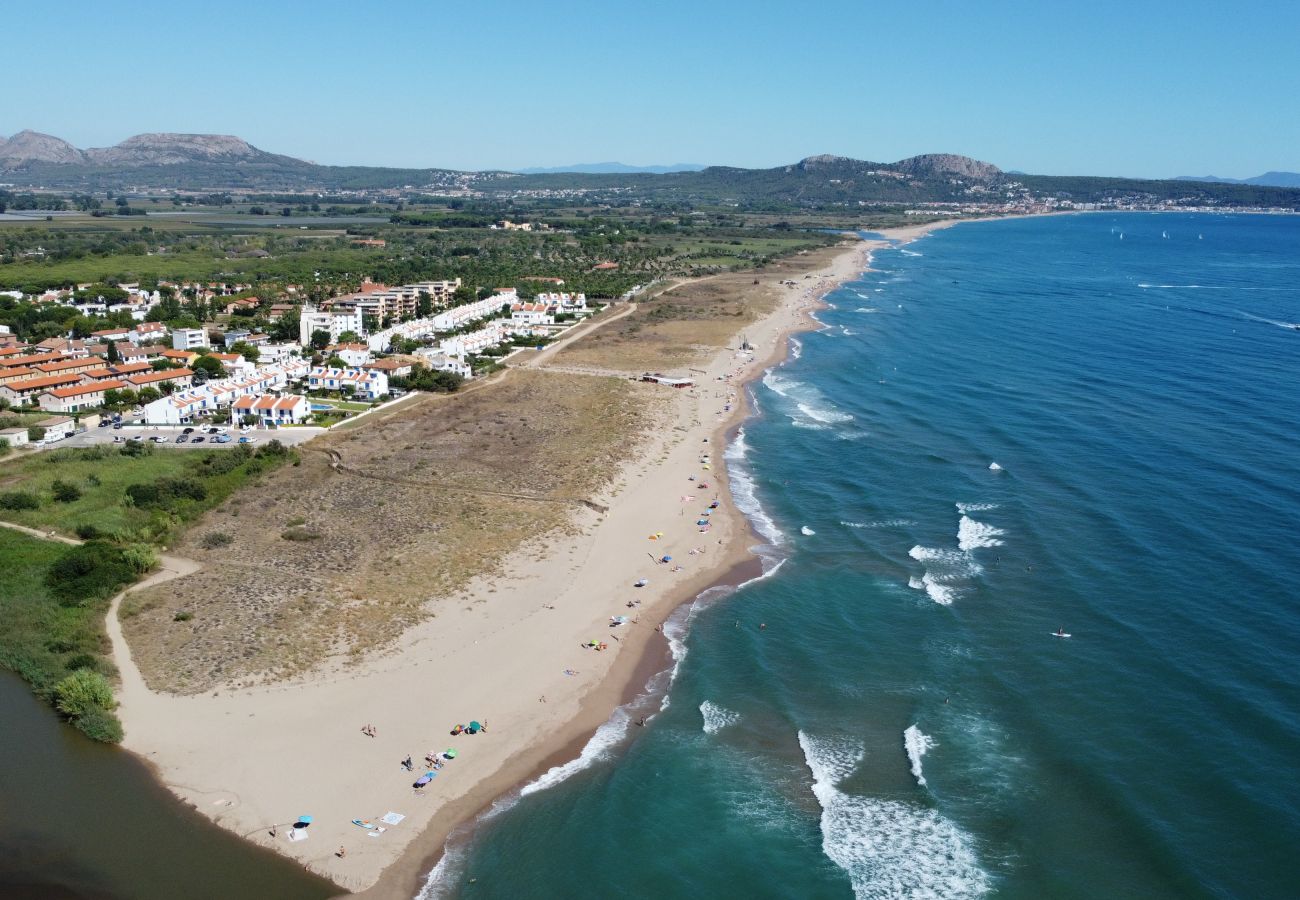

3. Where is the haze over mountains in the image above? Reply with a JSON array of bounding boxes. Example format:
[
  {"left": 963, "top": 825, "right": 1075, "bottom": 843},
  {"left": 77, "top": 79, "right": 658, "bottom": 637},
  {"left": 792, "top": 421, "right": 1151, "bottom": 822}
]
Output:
[
  {"left": 2, "top": 129, "right": 1299, "bottom": 211},
  {"left": 1174, "top": 172, "right": 1300, "bottom": 188}
]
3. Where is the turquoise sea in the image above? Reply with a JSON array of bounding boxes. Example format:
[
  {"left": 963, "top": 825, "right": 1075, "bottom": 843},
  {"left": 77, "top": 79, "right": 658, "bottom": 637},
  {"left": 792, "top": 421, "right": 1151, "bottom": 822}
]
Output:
[{"left": 417, "top": 213, "right": 1300, "bottom": 899}]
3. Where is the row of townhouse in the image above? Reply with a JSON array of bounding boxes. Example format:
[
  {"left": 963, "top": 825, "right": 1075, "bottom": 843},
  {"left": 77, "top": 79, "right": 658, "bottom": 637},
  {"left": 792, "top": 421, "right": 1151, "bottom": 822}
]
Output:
[
  {"left": 412, "top": 349, "right": 472, "bottom": 379},
  {"left": 0, "top": 364, "right": 196, "bottom": 412},
  {"left": 437, "top": 322, "right": 512, "bottom": 358},
  {"left": 141, "top": 360, "right": 310, "bottom": 424},
  {"left": 533, "top": 292, "right": 588, "bottom": 312},
  {"left": 305, "top": 367, "right": 388, "bottom": 400},
  {"left": 363, "top": 289, "right": 516, "bottom": 352},
  {"left": 232, "top": 393, "right": 310, "bottom": 426}
]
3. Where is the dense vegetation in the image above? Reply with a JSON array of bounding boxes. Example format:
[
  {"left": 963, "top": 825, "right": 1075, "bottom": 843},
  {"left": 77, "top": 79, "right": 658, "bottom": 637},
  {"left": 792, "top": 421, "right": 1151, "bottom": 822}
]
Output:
[{"left": 0, "top": 440, "right": 296, "bottom": 741}]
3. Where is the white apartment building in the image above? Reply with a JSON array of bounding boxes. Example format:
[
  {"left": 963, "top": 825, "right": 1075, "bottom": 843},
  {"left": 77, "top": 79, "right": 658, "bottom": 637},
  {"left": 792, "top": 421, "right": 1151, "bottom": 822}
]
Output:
[
  {"left": 172, "top": 328, "right": 209, "bottom": 351},
  {"left": 299, "top": 305, "right": 364, "bottom": 346}
]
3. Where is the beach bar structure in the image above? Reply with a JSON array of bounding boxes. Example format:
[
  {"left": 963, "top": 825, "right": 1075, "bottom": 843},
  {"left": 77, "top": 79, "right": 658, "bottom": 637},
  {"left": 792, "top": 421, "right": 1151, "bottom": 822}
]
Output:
[{"left": 640, "top": 373, "right": 694, "bottom": 388}]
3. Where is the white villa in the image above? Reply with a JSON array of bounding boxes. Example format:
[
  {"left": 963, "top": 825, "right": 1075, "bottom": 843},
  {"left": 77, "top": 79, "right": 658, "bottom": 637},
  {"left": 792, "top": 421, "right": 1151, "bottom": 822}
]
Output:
[{"left": 306, "top": 366, "right": 388, "bottom": 400}]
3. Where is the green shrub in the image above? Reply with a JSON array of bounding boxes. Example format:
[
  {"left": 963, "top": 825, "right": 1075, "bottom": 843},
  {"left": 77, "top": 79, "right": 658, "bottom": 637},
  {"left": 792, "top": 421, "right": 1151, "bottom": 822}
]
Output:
[
  {"left": 74, "top": 706, "right": 124, "bottom": 743},
  {"left": 281, "top": 525, "right": 322, "bottom": 541},
  {"left": 0, "top": 490, "right": 41, "bottom": 510},
  {"left": 65, "top": 653, "right": 98, "bottom": 672},
  {"left": 173, "top": 611, "right": 193, "bottom": 622},
  {"left": 51, "top": 479, "right": 82, "bottom": 503},
  {"left": 121, "top": 544, "right": 158, "bottom": 575},
  {"left": 53, "top": 669, "right": 114, "bottom": 716},
  {"left": 45, "top": 542, "right": 137, "bottom": 606},
  {"left": 200, "top": 531, "right": 232, "bottom": 549},
  {"left": 74, "top": 523, "right": 101, "bottom": 540},
  {"left": 125, "top": 477, "right": 207, "bottom": 509}
]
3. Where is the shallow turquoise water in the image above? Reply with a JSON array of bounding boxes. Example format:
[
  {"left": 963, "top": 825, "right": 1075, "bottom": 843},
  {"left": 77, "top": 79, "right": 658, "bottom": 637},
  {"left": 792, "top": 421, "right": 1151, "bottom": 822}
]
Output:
[{"left": 420, "top": 213, "right": 1300, "bottom": 899}]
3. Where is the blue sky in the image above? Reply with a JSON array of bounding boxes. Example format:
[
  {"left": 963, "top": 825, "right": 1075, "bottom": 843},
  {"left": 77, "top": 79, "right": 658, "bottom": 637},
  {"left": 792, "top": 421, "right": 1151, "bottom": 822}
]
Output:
[{"left": 5, "top": 0, "right": 1298, "bottom": 177}]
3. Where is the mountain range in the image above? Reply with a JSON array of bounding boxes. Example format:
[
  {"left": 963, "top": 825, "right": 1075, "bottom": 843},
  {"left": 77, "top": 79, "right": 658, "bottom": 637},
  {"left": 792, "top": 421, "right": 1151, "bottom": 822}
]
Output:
[
  {"left": 514, "top": 162, "right": 706, "bottom": 175},
  {"left": 2, "top": 130, "right": 1299, "bottom": 210},
  {"left": 1174, "top": 172, "right": 1300, "bottom": 188}
]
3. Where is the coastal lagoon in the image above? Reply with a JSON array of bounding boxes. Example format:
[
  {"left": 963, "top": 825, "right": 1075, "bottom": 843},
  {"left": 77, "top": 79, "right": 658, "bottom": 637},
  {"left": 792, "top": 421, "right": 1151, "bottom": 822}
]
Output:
[
  {"left": 0, "top": 673, "right": 334, "bottom": 900},
  {"left": 419, "top": 214, "right": 1300, "bottom": 898}
]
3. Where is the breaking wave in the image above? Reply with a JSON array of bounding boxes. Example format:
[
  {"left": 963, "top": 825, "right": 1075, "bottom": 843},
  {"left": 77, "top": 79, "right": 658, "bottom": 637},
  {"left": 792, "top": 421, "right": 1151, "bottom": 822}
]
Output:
[
  {"left": 903, "top": 725, "right": 935, "bottom": 787},
  {"left": 799, "top": 732, "right": 989, "bottom": 898},
  {"left": 700, "top": 701, "right": 740, "bottom": 735},
  {"left": 957, "top": 516, "right": 1005, "bottom": 551}
]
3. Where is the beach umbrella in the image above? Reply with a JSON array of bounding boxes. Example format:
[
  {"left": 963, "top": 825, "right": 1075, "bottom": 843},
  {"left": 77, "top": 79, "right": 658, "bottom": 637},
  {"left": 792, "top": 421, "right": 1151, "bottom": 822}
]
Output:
[
  {"left": 469, "top": 721, "right": 482, "bottom": 733},
  {"left": 415, "top": 772, "right": 435, "bottom": 787},
  {"left": 444, "top": 749, "right": 459, "bottom": 759},
  {"left": 696, "top": 519, "right": 709, "bottom": 525},
  {"left": 294, "top": 815, "right": 313, "bottom": 828}
]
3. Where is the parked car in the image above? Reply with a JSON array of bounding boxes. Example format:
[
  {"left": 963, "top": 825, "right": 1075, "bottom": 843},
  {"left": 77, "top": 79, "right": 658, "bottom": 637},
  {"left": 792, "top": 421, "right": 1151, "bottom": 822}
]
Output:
[
  {"left": 181, "top": 427, "right": 195, "bottom": 434},
  {"left": 97, "top": 420, "right": 111, "bottom": 428},
  {"left": 112, "top": 436, "right": 124, "bottom": 443},
  {"left": 112, "top": 423, "right": 123, "bottom": 430},
  {"left": 215, "top": 434, "right": 232, "bottom": 444},
  {"left": 176, "top": 435, "right": 189, "bottom": 443},
  {"left": 191, "top": 436, "right": 205, "bottom": 443},
  {"left": 238, "top": 436, "right": 253, "bottom": 444},
  {"left": 150, "top": 436, "right": 167, "bottom": 443}
]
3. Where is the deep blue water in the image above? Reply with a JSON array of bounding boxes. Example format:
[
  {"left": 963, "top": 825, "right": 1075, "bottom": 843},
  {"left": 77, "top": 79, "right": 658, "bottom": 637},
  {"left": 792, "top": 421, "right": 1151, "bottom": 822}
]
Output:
[{"left": 419, "top": 213, "right": 1300, "bottom": 899}]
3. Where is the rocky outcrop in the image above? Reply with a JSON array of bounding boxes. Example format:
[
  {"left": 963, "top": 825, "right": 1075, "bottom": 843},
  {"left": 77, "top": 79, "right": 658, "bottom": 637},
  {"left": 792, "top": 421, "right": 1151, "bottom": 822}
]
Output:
[
  {"left": 0, "top": 130, "right": 87, "bottom": 165},
  {"left": 893, "top": 153, "right": 1002, "bottom": 181},
  {"left": 85, "top": 133, "right": 262, "bottom": 165}
]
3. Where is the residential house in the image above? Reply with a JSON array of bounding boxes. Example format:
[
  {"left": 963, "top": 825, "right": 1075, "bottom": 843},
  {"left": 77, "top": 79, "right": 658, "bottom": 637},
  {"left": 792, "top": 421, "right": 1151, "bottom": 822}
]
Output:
[
  {"left": 0, "top": 426, "right": 29, "bottom": 448},
  {"left": 32, "top": 358, "right": 104, "bottom": 378},
  {"left": 232, "top": 394, "right": 310, "bottom": 426},
  {"left": 158, "top": 348, "right": 199, "bottom": 367},
  {"left": 124, "top": 367, "right": 194, "bottom": 392},
  {"left": 172, "top": 328, "right": 209, "bottom": 351},
  {"left": 133, "top": 322, "right": 169, "bottom": 344},
  {"left": 223, "top": 329, "right": 251, "bottom": 348},
  {"left": 33, "top": 416, "right": 77, "bottom": 442},
  {"left": 90, "top": 326, "right": 132, "bottom": 343},
  {"left": 38, "top": 379, "right": 127, "bottom": 413},
  {"left": 511, "top": 302, "right": 556, "bottom": 326},
  {"left": 0, "top": 373, "right": 84, "bottom": 405},
  {"left": 363, "top": 356, "right": 415, "bottom": 379},
  {"left": 80, "top": 362, "right": 154, "bottom": 382},
  {"left": 299, "top": 305, "right": 364, "bottom": 346},
  {"left": 412, "top": 350, "right": 471, "bottom": 379},
  {"left": 207, "top": 352, "right": 255, "bottom": 378},
  {"left": 306, "top": 366, "right": 388, "bottom": 399},
  {"left": 0, "top": 351, "right": 75, "bottom": 371},
  {"left": 328, "top": 342, "right": 371, "bottom": 367}
]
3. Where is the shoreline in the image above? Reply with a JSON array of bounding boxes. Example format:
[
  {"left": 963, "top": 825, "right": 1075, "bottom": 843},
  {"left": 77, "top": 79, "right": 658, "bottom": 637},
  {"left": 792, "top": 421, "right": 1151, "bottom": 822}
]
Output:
[
  {"left": 354, "top": 222, "right": 946, "bottom": 898},
  {"left": 103, "top": 219, "right": 953, "bottom": 899}
]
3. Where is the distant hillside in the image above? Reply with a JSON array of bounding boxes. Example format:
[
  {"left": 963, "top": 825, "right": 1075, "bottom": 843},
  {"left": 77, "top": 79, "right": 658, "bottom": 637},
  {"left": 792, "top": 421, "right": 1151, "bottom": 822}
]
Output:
[
  {"left": 3, "top": 130, "right": 1299, "bottom": 210},
  {"left": 515, "top": 162, "right": 706, "bottom": 175},
  {"left": 1175, "top": 172, "right": 1300, "bottom": 188}
]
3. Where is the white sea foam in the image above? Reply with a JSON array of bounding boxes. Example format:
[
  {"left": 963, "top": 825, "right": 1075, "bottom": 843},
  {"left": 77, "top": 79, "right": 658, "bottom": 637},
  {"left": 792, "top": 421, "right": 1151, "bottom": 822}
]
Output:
[
  {"left": 988, "top": 462, "right": 1003, "bottom": 472},
  {"left": 519, "top": 706, "right": 635, "bottom": 797},
  {"left": 842, "top": 519, "right": 916, "bottom": 529},
  {"left": 957, "top": 516, "right": 1005, "bottom": 551},
  {"left": 798, "top": 732, "right": 990, "bottom": 899},
  {"left": 903, "top": 725, "right": 935, "bottom": 787},
  {"left": 801, "top": 525, "right": 816, "bottom": 536},
  {"left": 700, "top": 701, "right": 741, "bottom": 735},
  {"left": 920, "top": 573, "right": 959, "bottom": 605},
  {"left": 416, "top": 841, "right": 467, "bottom": 899},
  {"left": 855, "top": 307, "right": 880, "bottom": 313},
  {"left": 900, "top": 248, "right": 924, "bottom": 257},
  {"left": 907, "top": 576, "right": 926, "bottom": 591},
  {"left": 790, "top": 336, "right": 803, "bottom": 359},
  {"left": 763, "top": 372, "right": 854, "bottom": 428},
  {"left": 955, "top": 503, "right": 998, "bottom": 514},
  {"left": 841, "top": 326, "right": 857, "bottom": 336},
  {"left": 725, "top": 429, "right": 785, "bottom": 546}
]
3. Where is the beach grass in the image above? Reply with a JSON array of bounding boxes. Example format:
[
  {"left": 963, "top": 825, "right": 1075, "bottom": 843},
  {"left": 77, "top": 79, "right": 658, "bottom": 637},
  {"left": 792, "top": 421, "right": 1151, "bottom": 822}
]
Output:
[{"left": 120, "top": 370, "right": 666, "bottom": 694}]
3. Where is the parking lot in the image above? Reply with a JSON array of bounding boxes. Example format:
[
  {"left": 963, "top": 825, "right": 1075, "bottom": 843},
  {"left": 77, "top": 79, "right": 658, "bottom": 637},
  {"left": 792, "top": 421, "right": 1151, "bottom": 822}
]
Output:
[{"left": 58, "top": 422, "right": 326, "bottom": 450}]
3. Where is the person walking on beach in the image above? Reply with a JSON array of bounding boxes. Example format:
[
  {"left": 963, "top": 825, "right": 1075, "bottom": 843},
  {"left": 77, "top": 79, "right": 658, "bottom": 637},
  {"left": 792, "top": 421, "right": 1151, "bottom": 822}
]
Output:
[{"left": 336, "top": 846, "right": 346, "bottom": 858}]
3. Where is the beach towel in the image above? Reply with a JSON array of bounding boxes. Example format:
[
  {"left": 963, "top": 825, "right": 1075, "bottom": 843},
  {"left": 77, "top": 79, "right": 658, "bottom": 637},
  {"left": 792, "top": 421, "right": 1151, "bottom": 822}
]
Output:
[
  {"left": 287, "top": 828, "right": 308, "bottom": 842},
  {"left": 352, "top": 819, "right": 375, "bottom": 829},
  {"left": 380, "top": 812, "right": 405, "bottom": 826}
]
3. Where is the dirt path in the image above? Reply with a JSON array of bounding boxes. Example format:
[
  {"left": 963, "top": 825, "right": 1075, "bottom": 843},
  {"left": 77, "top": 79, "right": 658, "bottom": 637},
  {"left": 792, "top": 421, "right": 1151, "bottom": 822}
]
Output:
[
  {"left": 105, "top": 553, "right": 202, "bottom": 700},
  {"left": 0, "top": 519, "right": 82, "bottom": 545}
]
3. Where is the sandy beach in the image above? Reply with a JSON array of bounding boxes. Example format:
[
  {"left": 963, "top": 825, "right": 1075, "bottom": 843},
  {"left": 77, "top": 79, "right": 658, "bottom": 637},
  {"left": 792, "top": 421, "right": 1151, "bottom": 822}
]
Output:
[{"left": 105, "top": 220, "right": 951, "bottom": 897}]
